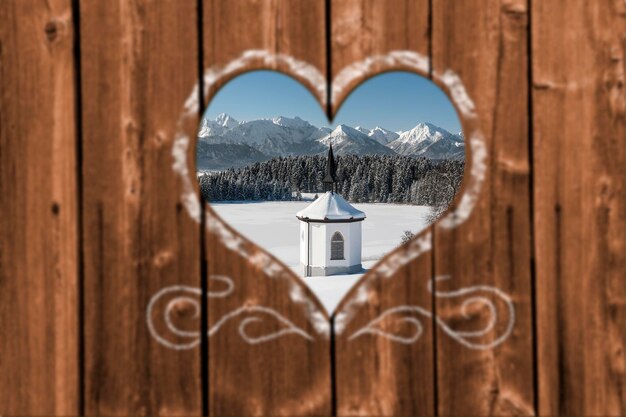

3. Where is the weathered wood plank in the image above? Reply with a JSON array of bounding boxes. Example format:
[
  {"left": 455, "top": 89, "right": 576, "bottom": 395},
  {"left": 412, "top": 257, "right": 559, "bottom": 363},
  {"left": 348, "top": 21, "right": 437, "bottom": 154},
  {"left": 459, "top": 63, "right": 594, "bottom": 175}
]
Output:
[
  {"left": 203, "top": 0, "right": 327, "bottom": 107},
  {"left": 0, "top": 0, "right": 79, "bottom": 414},
  {"left": 532, "top": 1, "right": 626, "bottom": 415},
  {"left": 330, "top": 1, "right": 435, "bottom": 416},
  {"left": 330, "top": 0, "right": 430, "bottom": 110},
  {"left": 80, "top": 1, "right": 202, "bottom": 414},
  {"left": 203, "top": 1, "right": 331, "bottom": 416},
  {"left": 431, "top": 0, "right": 535, "bottom": 415}
]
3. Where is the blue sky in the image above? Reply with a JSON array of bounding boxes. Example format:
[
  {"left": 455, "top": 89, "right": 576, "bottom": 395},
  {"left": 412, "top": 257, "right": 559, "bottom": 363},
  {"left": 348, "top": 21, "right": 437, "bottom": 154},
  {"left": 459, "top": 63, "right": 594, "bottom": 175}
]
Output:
[{"left": 204, "top": 70, "right": 462, "bottom": 134}]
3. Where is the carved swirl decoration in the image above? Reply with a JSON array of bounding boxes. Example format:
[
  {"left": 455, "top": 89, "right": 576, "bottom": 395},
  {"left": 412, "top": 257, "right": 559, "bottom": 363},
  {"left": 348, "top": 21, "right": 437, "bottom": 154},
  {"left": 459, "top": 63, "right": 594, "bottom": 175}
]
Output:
[
  {"left": 349, "top": 276, "right": 515, "bottom": 349},
  {"left": 147, "top": 275, "right": 314, "bottom": 350}
]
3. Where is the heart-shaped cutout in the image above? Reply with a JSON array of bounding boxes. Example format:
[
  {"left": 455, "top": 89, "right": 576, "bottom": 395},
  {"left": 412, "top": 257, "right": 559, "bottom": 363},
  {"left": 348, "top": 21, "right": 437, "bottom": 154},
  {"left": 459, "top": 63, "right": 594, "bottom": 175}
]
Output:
[{"left": 196, "top": 70, "right": 465, "bottom": 314}]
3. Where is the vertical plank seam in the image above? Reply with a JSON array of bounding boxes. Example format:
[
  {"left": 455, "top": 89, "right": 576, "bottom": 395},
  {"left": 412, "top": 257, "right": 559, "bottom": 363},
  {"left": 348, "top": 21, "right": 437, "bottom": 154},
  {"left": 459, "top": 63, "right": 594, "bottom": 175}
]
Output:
[
  {"left": 330, "top": 317, "right": 337, "bottom": 417},
  {"left": 526, "top": 0, "right": 539, "bottom": 414},
  {"left": 71, "top": 0, "right": 85, "bottom": 414},
  {"left": 427, "top": 0, "right": 439, "bottom": 415},
  {"left": 430, "top": 227, "right": 438, "bottom": 417},
  {"left": 325, "top": 0, "right": 332, "bottom": 118},
  {"left": 197, "top": 0, "right": 208, "bottom": 415},
  {"left": 427, "top": 0, "right": 433, "bottom": 79},
  {"left": 326, "top": 1, "right": 337, "bottom": 415}
]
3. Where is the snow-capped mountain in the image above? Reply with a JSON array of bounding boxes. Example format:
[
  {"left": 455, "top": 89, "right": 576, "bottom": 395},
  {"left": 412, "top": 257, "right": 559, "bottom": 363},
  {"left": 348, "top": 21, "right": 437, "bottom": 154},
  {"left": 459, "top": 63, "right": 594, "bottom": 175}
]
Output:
[
  {"left": 198, "top": 113, "right": 240, "bottom": 137},
  {"left": 318, "top": 125, "right": 396, "bottom": 155},
  {"left": 389, "top": 123, "right": 464, "bottom": 160},
  {"left": 216, "top": 113, "right": 239, "bottom": 129},
  {"left": 200, "top": 115, "right": 328, "bottom": 157},
  {"left": 197, "top": 114, "right": 464, "bottom": 169},
  {"left": 355, "top": 125, "right": 400, "bottom": 145}
]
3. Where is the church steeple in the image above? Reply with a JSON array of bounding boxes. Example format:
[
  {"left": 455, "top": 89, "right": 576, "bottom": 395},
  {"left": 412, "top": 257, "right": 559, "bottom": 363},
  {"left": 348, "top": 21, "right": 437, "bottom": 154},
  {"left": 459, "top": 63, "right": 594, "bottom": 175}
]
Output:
[{"left": 322, "top": 142, "right": 338, "bottom": 192}]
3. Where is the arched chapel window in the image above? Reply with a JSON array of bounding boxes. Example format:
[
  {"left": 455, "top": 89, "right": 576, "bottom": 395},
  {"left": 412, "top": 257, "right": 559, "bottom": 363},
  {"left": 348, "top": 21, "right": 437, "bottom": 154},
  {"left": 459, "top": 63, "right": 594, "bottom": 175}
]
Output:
[{"left": 330, "top": 232, "right": 344, "bottom": 260}]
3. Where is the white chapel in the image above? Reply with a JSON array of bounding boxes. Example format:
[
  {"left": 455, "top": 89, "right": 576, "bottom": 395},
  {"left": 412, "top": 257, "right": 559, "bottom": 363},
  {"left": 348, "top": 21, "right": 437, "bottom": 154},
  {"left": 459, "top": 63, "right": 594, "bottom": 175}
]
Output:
[{"left": 296, "top": 144, "right": 366, "bottom": 277}]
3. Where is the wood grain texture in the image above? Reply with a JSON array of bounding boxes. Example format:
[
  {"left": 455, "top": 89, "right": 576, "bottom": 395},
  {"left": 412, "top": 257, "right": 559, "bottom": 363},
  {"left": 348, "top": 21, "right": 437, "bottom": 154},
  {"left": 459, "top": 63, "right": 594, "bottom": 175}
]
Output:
[
  {"left": 204, "top": 0, "right": 327, "bottom": 106},
  {"left": 80, "top": 1, "right": 202, "bottom": 415},
  {"left": 432, "top": 0, "right": 535, "bottom": 415},
  {"left": 532, "top": 1, "right": 626, "bottom": 415},
  {"left": 203, "top": 1, "right": 331, "bottom": 416},
  {"left": 0, "top": 1, "right": 624, "bottom": 415},
  {"left": 330, "top": 0, "right": 429, "bottom": 111},
  {"left": 330, "top": 1, "right": 435, "bottom": 416},
  {"left": 205, "top": 222, "right": 332, "bottom": 417},
  {"left": 0, "top": 0, "right": 79, "bottom": 414}
]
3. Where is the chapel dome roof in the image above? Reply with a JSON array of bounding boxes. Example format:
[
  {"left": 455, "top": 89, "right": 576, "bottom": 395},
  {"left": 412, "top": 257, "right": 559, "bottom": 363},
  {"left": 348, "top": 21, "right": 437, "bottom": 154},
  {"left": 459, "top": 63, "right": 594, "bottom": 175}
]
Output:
[{"left": 296, "top": 192, "right": 366, "bottom": 221}]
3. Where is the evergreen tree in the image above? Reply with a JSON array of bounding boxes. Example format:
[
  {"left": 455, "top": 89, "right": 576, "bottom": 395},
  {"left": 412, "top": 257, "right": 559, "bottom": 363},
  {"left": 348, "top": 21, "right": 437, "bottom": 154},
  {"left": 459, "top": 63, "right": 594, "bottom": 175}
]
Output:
[{"left": 197, "top": 154, "right": 464, "bottom": 206}]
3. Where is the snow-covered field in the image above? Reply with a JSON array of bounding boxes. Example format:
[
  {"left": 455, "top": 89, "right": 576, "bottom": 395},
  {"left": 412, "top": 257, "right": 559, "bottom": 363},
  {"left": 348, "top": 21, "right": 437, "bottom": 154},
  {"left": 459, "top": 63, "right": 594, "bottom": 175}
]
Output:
[{"left": 211, "top": 200, "right": 432, "bottom": 313}]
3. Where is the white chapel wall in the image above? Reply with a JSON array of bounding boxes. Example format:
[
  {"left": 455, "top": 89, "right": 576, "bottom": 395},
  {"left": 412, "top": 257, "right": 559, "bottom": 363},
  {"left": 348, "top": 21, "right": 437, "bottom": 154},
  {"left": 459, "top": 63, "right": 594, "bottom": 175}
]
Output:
[
  {"left": 348, "top": 222, "right": 362, "bottom": 266},
  {"left": 310, "top": 223, "right": 326, "bottom": 266}
]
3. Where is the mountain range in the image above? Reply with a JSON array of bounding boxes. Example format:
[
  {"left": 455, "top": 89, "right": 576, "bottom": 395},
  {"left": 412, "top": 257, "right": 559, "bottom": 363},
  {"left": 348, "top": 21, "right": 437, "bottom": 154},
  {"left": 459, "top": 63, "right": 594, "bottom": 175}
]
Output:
[{"left": 197, "top": 113, "right": 464, "bottom": 170}]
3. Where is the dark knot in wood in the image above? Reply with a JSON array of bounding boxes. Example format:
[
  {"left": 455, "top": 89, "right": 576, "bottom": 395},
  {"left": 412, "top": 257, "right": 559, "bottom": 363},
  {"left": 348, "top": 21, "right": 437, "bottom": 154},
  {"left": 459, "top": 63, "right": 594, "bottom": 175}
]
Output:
[{"left": 44, "top": 21, "right": 59, "bottom": 42}]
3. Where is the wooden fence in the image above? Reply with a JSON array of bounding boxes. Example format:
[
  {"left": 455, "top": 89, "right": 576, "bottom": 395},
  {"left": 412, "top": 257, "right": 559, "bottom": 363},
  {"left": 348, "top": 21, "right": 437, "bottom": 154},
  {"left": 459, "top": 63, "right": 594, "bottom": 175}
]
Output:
[{"left": 0, "top": 0, "right": 624, "bottom": 416}]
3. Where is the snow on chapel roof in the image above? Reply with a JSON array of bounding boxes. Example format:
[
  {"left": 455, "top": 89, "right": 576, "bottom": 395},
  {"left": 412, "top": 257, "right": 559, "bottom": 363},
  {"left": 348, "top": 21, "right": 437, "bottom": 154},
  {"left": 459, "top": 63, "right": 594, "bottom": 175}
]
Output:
[{"left": 297, "top": 192, "right": 366, "bottom": 221}]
